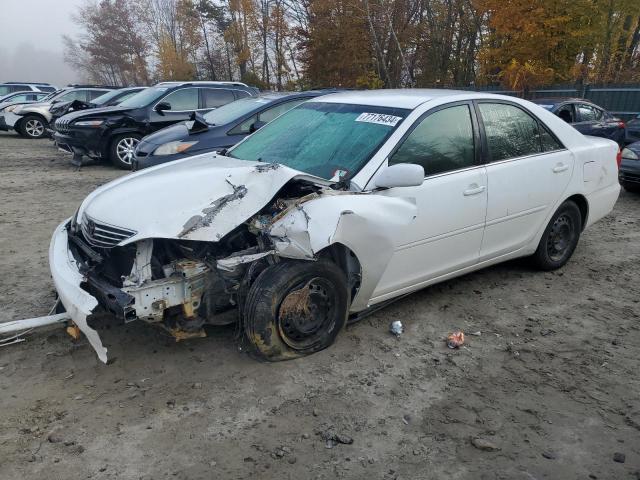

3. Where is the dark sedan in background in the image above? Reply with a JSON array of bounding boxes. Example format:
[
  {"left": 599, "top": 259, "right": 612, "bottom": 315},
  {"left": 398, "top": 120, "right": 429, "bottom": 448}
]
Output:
[
  {"left": 49, "top": 87, "right": 147, "bottom": 130},
  {"left": 133, "top": 90, "right": 333, "bottom": 170},
  {"left": 532, "top": 98, "right": 626, "bottom": 146},
  {"left": 626, "top": 114, "right": 640, "bottom": 144},
  {"left": 619, "top": 142, "right": 640, "bottom": 192}
]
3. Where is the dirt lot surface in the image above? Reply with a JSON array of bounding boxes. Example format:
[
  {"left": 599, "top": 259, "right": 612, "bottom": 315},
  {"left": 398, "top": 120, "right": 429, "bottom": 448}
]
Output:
[{"left": 1, "top": 131, "right": 639, "bottom": 480}]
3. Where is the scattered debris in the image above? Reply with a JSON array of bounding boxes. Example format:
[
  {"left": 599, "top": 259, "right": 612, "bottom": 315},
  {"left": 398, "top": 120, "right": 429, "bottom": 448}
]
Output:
[
  {"left": 319, "top": 430, "right": 354, "bottom": 449},
  {"left": 613, "top": 452, "right": 626, "bottom": 463},
  {"left": 447, "top": 331, "right": 465, "bottom": 349},
  {"left": 542, "top": 451, "right": 557, "bottom": 459},
  {"left": 470, "top": 437, "right": 500, "bottom": 451},
  {"left": 390, "top": 321, "right": 404, "bottom": 337}
]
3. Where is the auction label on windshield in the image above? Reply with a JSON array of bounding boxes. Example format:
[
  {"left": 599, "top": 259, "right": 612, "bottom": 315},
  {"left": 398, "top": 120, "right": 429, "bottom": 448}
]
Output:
[{"left": 355, "top": 112, "right": 402, "bottom": 127}]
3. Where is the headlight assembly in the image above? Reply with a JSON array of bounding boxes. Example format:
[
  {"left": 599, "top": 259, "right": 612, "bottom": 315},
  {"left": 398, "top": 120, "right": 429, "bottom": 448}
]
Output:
[{"left": 153, "top": 141, "right": 198, "bottom": 156}]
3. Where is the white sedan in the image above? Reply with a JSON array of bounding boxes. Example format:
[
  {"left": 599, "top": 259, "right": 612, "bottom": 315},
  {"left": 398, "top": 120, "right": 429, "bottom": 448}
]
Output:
[{"left": 49, "top": 90, "right": 620, "bottom": 363}]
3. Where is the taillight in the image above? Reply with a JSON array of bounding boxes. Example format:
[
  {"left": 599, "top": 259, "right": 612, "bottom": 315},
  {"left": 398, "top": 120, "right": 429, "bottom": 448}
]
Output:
[
  {"left": 618, "top": 121, "right": 626, "bottom": 129},
  {"left": 616, "top": 149, "right": 622, "bottom": 168}
]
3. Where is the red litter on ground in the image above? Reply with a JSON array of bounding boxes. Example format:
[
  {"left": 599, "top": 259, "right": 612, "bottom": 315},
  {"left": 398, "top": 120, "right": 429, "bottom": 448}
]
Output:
[{"left": 447, "top": 331, "right": 465, "bottom": 349}]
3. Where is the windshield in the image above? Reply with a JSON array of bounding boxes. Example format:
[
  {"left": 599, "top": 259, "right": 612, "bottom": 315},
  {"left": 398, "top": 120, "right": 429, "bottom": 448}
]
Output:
[
  {"left": 118, "top": 86, "right": 169, "bottom": 108},
  {"left": 203, "top": 96, "right": 275, "bottom": 125},
  {"left": 0, "top": 86, "right": 14, "bottom": 96},
  {"left": 91, "top": 89, "right": 125, "bottom": 105},
  {"left": 228, "top": 102, "right": 409, "bottom": 180}
]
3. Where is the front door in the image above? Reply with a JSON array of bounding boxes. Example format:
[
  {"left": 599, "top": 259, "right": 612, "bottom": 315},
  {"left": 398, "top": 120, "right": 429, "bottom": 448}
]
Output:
[
  {"left": 372, "top": 102, "right": 488, "bottom": 297},
  {"left": 149, "top": 87, "right": 200, "bottom": 132},
  {"left": 476, "top": 101, "right": 574, "bottom": 259}
]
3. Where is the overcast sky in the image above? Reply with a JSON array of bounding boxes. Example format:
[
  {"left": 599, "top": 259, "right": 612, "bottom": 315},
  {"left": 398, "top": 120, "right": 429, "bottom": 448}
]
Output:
[{"left": 0, "top": 0, "right": 85, "bottom": 86}]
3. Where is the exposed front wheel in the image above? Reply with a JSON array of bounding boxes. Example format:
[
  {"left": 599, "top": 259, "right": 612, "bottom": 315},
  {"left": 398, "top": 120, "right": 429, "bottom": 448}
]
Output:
[
  {"left": 109, "top": 133, "right": 141, "bottom": 169},
  {"left": 532, "top": 200, "right": 582, "bottom": 270},
  {"left": 243, "top": 259, "right": 349, "bottom": 361},
  {"left": 21, "top": 115, "right": 47, "bottom": 139}
]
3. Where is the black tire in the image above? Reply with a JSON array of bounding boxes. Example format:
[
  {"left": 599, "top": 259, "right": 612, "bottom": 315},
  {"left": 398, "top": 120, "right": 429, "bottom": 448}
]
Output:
[
  {"left": 531, "top": 200, "right": 582, "bottom": 271},
  {"left": 621, "top": 181, "right": 640, "bottom": 193},
  {"left": 20, "top": 115, "right": 47, "bottom": 139},
  {"left": 243, "top": 259, "right": 349, "bottom": 361},
  {"left": 109, "top": 133, "right": 141, "bottom": 169}
]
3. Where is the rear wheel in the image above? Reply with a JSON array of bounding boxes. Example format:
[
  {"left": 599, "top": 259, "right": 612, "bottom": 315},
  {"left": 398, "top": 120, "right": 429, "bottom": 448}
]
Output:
[
  {"left": 21, "top": 115, "right": 47, "bottom": 139},
  {"left": 531, "top": 200, "right": 582, "bottom": 270},
  {"left": 243, "top": 259, "right": 349, "bottom": 361},
  {"left": 109, "top": 133, "right": 141, "bottom": 169}
]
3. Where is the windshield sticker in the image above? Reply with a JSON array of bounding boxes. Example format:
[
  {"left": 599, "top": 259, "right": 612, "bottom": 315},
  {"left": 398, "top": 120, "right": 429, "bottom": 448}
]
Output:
[
  {"left": 330, "top": 168, "right": 349, "bottom": 182},
  {"left": 355, "top": 112, "right": 403, "bottom": 127}
]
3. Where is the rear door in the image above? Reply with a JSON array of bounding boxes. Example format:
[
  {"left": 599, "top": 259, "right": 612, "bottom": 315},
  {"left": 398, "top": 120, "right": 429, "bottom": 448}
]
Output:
[
  {"left": 200, "top": 88, "right": 236, "bottom": 112},
  {"left": 477, "top": 101, "right": 573, "bottom": 259}
]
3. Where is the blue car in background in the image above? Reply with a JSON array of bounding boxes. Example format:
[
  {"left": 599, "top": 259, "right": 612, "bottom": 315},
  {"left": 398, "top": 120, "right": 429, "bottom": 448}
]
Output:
[
  {"left": 133, "top": 90, "right": 335, "bottom": 170},
  {"left": 532, "top": 98, "right": 626, "bottom": 147},
  {"left": 626, "top": 114, "right": 640, "bottom": 144},
  {"left": 620, "top": 142, "right": 640, "bottom": 193}
]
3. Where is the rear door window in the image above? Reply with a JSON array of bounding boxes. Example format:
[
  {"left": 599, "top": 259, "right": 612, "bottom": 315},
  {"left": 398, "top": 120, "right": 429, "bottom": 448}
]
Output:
[
  {"left": 161, "top": 88, "right": 199, "bottom": 111},
  {"left": 202, "top": 88, "right": 236, "bottom": 108},
  {"left": 390, "top": 104, "right": 476, "bottom": 176},
  {"left": 479, "top": 103, "right": 542, "bottom": 161}
]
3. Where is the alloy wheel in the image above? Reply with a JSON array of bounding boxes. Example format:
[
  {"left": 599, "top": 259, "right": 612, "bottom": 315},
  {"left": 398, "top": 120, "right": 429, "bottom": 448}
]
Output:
[
  {"left": 25, "top": 119, "right": 44, "bottom": 138},
  {"left": 116, "top": 137, "right": 140, "bottom": 165}
]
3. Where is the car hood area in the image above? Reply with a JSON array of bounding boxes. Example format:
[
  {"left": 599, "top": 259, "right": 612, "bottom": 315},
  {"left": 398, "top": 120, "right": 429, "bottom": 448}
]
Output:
[{"left": 78, "top": 153, "right": 323, "bottom": 243}]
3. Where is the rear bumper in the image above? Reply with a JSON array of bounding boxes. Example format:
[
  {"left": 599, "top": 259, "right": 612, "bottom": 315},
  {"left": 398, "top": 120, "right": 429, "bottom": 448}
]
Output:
[
  {"left": 49, "top": 221, "right": 108, "bottom": 363},
  {"left": 585, "top": 182, "right": 620, "bottom": 228}
]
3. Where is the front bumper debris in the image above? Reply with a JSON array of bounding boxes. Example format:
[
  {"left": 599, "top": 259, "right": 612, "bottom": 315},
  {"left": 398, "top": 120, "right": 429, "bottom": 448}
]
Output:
[{"left": 49, "top": 221, "right": 107, "bottom": 362}]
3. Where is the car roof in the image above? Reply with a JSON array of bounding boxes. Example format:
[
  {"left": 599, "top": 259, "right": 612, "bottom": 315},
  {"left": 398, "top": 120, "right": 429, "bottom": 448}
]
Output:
[
  {"left": 308, "top": 88, "right": 474, "bottom": 109},
  {"left": 155, "top": 81, "right": 250, "bottom": 88},
  {"left": 531, "top": 97, "right": 594, "bottom": 105}
]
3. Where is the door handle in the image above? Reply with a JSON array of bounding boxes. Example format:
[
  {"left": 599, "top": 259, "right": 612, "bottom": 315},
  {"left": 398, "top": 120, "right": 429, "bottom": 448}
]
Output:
[
  {"left": 553, "top": 164, "right": 569, "bottom": 173},
  {"left": 463, "top": 185, "right": 486, "bottom": 196}
]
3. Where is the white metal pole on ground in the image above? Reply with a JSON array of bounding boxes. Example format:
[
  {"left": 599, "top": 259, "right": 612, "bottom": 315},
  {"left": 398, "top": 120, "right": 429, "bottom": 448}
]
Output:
[{"left": 0, "top": 312, "right": 70, "bottom": 335}]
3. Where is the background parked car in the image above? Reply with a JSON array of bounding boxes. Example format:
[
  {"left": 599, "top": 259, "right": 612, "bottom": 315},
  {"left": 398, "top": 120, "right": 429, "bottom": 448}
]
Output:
[
  {"left": 133, "top": 90, "right": 332, "bottom": 170},
  {"left": 48, "top": 87, "right": 147, "bottom": 135},
  {"left": 532, "top": 98, "right": 626, "bottom": 146},
  {"left": 619, "top": 142, "right": 640, "bottom": 192},
  {"left": 625, "top": 114, "right": 640, "bottom": 144},
  {"left": 8, "top": 85, "right": 119, "bottom": 139},
  {"left": 54, "top": 81, "right": 259, "bottom": 168},
  {"left": 50, "top": 87, "right": 147, "bottom": 123},
  {"left": 0, "top": 91, "right": 50, "bottom": 109},
  {"left": 0, "top": 82, "right": 57, "bottom": 96}
]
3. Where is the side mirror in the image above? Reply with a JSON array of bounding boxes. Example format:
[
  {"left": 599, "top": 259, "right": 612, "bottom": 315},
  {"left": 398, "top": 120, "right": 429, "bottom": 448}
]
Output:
[
  {"left": 250, "top": 120, "right": 266, "bottom": 133},
  {"left": 375, "top": 163, "right": 424, "bottom": 189},
  {"left": 155, "top": 102, "right": 171, "bottom": 115}
]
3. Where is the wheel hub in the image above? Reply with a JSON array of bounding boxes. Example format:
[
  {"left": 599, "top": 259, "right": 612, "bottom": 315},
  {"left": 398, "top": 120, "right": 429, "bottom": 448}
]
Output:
[
  {"left": 116, "top": 137, "right": 139, "bottom": 164},
  {"left": 25, "top": 120, "right": 44, "bottom": 137},
  {"left": 547, "top": 214, "right": 572, "bottom": 261},
  {"left": 278, "top": 277, "right": 335, "bottom": 349}
]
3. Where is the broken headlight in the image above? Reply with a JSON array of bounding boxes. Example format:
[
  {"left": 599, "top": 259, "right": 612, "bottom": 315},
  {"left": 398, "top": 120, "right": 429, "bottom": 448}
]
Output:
[{"left": 153, "top": 141, "right": 198, "bottom": 156}]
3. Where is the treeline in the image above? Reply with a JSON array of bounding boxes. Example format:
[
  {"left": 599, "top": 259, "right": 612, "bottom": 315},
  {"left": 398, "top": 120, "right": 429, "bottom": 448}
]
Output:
[{"left": 63, "top": 0, "right": 640, "bottom": 90}]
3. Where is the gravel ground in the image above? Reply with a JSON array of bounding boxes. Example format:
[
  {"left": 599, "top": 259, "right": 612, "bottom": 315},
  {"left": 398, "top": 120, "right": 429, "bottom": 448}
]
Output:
[{"left": 0, "top": 131, "right": 639, "bottom": 480}]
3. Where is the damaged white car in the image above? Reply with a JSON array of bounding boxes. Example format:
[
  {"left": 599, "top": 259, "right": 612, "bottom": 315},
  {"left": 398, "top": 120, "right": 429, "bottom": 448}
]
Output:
[{"left": 49, "top": 90, "right": 621, "bottom": 363}]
